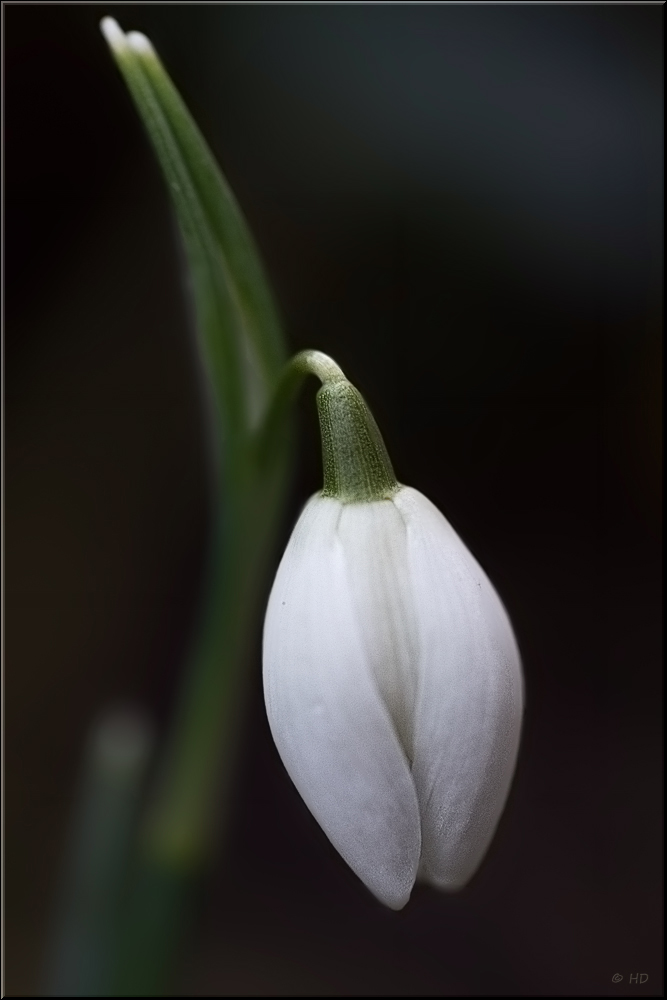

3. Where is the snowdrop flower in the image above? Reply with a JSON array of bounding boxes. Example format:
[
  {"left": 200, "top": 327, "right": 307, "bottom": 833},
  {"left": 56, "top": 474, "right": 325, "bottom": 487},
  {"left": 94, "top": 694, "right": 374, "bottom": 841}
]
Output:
[{"left": 263, "top": 352, "right": 523, "bottom": 910}]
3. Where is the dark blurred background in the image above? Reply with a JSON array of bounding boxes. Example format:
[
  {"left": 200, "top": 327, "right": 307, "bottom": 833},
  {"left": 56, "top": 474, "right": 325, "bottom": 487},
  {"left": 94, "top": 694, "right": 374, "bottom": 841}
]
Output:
[{"left": 6, "top": 5, "right": 662, "bottom": 996}]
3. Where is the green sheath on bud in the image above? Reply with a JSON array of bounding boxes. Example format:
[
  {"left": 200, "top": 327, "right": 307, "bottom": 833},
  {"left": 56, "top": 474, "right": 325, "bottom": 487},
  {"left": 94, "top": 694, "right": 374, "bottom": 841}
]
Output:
[
  {"left": 317, "top": 380, "right": 398, "bottom": 503},
  {"left": 285, "top": 350, "right": 398, "bottom": 504}
]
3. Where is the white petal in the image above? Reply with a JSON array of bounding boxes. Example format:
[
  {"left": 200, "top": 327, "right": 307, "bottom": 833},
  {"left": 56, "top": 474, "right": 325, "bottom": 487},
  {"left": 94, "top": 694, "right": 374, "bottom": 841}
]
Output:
[
  {"left": 393, "top": 487, "right": 524, "bottom": 891},
  {"left": 337, "top": 500, "right": 419, "bottom": 762},
  {"left": 263, "top": 495, "right": 421, "bottom": 909}
]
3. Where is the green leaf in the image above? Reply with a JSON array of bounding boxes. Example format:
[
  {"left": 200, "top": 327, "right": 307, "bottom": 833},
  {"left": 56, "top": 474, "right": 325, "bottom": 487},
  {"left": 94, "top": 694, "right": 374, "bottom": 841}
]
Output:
[
  {"left": 99, "top": 15, "right": 296, "bottom": 872},
  {"left": 101, "top": 18, "right": 285, "bottom": 450},
  {"left": 95, "top": 22, "right": 297, "bottom": 992}
]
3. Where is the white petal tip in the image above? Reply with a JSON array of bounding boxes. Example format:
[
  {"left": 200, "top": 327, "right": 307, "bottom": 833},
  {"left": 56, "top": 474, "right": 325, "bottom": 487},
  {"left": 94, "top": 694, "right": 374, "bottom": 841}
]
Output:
[
  {"left": 380, "top": 890, "right": 411, "bottom": 911},
  {"left": 100, "top": 17, "right": 127, "bottom": 53},
  {"left": 127, "top": 31, "right": 155, "bottom": 57},
  {"left": 360, "top": 870, "right": 413, "bottom": 910}
]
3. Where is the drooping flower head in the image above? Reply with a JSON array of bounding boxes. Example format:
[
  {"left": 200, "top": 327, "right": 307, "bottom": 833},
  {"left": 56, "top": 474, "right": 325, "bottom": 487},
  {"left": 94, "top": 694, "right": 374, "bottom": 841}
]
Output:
[{"left": 263, "top": 352, "right": 523, "bottom": 909}]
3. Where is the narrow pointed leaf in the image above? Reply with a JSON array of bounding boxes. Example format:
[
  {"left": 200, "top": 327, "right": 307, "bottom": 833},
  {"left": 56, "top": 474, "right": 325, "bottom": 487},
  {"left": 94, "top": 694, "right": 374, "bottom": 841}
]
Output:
[{"left": 102, "top": 20, "right": 285, "bottom": 446}]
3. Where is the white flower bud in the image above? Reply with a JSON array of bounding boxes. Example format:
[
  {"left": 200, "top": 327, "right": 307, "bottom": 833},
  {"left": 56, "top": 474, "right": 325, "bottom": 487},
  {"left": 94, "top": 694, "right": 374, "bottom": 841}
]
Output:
[{"left": 262, "top": 353, "right": 523, "bottom": 909}]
